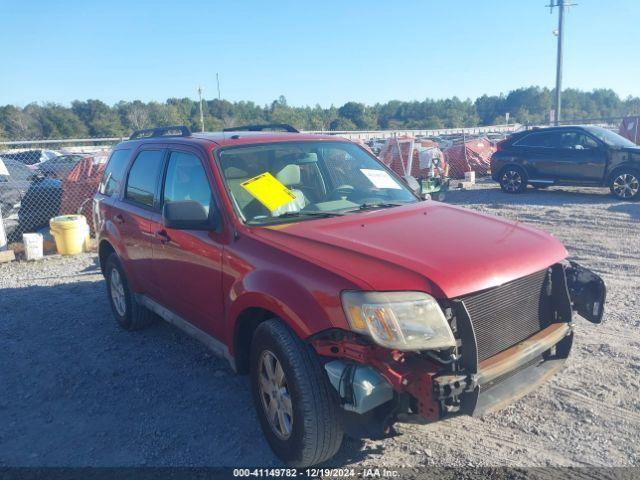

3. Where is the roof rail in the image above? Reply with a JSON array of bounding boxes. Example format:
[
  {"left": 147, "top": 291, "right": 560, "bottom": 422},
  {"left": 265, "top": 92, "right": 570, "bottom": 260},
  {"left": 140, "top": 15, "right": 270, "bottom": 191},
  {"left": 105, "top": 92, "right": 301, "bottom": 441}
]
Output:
[
  {"left": 129, "top": 125, "right": 191, "bottom": 140},
  {"left": 222, "top": 123, "right": 299, "bottom": 133}
]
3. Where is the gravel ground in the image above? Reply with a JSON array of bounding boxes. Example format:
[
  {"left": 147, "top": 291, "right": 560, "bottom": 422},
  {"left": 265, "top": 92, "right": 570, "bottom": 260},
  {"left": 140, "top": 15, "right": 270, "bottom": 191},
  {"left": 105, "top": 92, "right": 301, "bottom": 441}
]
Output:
[{"left": 0, "top": 180, "right": 638, "bottom": 469}]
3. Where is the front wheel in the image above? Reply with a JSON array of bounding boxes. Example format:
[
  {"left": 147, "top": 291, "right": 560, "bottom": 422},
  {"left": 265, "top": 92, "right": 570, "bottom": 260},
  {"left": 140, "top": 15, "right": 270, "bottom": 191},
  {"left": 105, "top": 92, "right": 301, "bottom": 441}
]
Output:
[
  {"left": 610, "top": 169, "right": 640, "bottom": 201},
  {"left": 250, "top": 320, "right": 343, "bottom": 467},
  {"left": 499, "top": 166, "right": 527, "bottom": 193}
]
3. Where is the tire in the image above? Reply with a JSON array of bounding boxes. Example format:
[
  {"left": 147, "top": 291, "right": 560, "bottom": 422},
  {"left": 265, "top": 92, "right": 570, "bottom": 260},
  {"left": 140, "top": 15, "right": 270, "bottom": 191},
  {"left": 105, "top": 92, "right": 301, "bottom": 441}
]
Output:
[
  {"left": 609, "top": 168, "right": 640, "bottom": 201},
  {"left": 250, "top": 319, "right": 343, "bottom": 467},
  {"left": 104, "top": 253, "right": 157, "bottom": 330},
  {"left": 499, "top": 166, "right": 527, "bottom": 194}
]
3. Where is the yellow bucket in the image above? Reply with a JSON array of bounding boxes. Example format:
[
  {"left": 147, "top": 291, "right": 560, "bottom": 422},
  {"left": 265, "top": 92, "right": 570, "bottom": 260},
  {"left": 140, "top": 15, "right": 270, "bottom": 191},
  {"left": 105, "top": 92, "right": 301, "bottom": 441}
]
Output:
[{"left": 49, "top": 215, "right": 90, "bottom": 255}]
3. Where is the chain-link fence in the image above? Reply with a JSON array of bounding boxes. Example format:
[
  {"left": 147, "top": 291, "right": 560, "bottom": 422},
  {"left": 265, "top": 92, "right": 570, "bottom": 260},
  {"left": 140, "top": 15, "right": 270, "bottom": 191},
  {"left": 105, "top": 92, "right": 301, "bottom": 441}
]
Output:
[
  {"left": 1, "top": 119, "right": 636, "bottom": 252},
  {"left": 0, "top": 128, "right": 521, "bottom": 251},
  {"left": 0, "top": 140, "right": 117, "bottom": 249}
]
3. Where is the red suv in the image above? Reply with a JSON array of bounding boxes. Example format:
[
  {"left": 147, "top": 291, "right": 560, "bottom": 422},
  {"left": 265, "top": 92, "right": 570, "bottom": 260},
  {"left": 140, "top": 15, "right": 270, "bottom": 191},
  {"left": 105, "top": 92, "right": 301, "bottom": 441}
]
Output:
[{"left": 94, "top": 125, "right": 606, "bottom": 467}]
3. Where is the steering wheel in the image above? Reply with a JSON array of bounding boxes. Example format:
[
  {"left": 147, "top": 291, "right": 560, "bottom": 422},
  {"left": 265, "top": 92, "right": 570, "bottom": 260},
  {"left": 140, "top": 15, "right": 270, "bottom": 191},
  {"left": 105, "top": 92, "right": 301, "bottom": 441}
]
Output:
[{"left": 328, "top": 184, "right": 355, "bottom": 200}]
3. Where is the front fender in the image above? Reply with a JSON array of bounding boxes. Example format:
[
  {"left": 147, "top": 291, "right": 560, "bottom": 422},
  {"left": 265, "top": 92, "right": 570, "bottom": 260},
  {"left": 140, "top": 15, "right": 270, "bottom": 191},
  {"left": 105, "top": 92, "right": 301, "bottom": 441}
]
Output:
[{"left": 226, "top": 268, "right": 350, "bottom": 346}]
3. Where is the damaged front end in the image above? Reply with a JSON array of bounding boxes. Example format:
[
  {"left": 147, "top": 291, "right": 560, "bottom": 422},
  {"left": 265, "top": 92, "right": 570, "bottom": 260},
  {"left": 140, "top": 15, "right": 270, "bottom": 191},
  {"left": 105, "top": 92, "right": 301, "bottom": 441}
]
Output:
[{"left": 311, "top": 261, "right": 606, "bottom": 436}]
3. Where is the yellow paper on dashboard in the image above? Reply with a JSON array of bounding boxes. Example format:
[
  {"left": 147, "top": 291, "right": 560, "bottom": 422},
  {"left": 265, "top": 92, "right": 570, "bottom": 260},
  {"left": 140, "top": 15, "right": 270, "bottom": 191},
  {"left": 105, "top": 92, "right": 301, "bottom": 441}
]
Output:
[{"left": 240, "top": 172, "right": 297, "bottom": 212}]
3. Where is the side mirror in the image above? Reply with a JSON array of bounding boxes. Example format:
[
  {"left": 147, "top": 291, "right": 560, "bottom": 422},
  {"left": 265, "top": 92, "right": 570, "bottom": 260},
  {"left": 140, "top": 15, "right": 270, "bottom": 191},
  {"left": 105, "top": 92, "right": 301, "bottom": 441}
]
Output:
[
  {"left": 162, "top": 200, "right": 217, "bottom": 231},
  {"left": 402, "top": 175, "right": 422, "bottom": 195}
]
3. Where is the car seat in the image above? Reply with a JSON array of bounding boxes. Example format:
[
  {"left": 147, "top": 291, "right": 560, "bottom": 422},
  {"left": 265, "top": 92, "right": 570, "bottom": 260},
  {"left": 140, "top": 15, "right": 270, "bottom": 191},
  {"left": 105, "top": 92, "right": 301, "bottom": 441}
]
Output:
[
  {"left": 271, "top": 164, "right": 308, "bottom": 216},
  {"left": 225, "top": 166, "right": 255, "bottom": 212}
]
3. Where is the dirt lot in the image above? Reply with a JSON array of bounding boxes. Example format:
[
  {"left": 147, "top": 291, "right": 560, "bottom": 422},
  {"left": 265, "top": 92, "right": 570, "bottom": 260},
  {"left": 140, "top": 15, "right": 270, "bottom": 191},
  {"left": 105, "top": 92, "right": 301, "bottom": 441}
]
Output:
[{"left": 1, "top": 180, "right": 639, "bottom": 468}]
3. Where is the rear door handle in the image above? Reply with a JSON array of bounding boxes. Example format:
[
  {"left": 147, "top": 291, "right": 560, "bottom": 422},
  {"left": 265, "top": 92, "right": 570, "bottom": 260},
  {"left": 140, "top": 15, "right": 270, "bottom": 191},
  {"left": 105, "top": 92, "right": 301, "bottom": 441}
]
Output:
[
  {"left": 113, "top": 214, "right": 124, "bottom": 225},
  {"left": 155, "top": 229, "right": 171, "bottom": 244}
]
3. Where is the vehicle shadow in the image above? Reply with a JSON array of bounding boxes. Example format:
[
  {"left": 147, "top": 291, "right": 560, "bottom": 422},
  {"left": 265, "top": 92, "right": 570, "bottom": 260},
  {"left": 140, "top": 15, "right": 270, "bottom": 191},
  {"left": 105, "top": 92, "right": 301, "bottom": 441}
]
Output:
[
  {"left": 445, "top": 181, "right": 618, "bottom": 208},
  {"left": 607, "top": 203, "right": 640, "bottom": 221},
  {"left": 0, "top": 279, "right": 375, "bottom": 467}
]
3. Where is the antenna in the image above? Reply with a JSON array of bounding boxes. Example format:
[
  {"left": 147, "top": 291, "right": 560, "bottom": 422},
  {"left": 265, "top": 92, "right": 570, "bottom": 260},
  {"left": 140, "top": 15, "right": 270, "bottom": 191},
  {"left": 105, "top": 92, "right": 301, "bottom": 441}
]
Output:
[
  {"left": 197, "top": 85, "right": 205, "bottom": 132},
  {"left": 546, "top": 0, "right": 577, "bottom": 125}
]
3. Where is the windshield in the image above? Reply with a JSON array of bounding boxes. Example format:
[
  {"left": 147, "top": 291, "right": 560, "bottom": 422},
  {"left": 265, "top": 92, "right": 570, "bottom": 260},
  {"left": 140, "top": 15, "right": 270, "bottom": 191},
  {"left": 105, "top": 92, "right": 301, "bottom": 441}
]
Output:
[
  {"left": 585, "top": 126, "right": 637, "bottom": 148},
  {"left": 217, "top": 141, "right": 418, "bottom": 225}
]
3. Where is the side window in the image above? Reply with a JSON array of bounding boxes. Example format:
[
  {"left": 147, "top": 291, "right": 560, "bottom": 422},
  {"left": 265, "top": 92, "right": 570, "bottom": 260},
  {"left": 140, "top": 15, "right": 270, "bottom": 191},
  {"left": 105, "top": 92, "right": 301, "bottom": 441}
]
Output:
[
  {"left": 99, "top": 149, "right": 131, "bottom": 196},
  {"left": 558, "top": 132, "right": 599, "bottom": 150},
  {"left": 163, "top": 151, "right": 213, "bottom": 215},
  {"left": 125, "top": 150, "right": 164, "bottom": 207},
  {"left": 580, "top": 135, "right": 599, "bottom": 149},
  {"left": 514, "top": 131, "right": 558, "bottom": 148}
]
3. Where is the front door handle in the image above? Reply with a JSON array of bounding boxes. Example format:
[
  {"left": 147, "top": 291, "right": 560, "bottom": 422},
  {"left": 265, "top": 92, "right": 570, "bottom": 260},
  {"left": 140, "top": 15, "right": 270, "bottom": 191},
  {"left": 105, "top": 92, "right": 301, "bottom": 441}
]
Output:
[{"left": 155, "top": 229, "right": 171, "bottom": 244}]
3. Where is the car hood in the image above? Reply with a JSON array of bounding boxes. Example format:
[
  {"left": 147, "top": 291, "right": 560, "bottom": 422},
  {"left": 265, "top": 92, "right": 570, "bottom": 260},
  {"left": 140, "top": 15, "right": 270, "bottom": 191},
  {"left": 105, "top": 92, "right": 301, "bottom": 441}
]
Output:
[{"left": 251, "top": 202, "right": 568, "bottom": 298}]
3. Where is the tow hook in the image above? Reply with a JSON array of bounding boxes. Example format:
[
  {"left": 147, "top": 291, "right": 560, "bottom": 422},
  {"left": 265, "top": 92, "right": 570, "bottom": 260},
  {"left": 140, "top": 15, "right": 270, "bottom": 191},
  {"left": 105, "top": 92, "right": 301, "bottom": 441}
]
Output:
[{"left": 433, "top": 373, "right": 478, "bottom": 399}]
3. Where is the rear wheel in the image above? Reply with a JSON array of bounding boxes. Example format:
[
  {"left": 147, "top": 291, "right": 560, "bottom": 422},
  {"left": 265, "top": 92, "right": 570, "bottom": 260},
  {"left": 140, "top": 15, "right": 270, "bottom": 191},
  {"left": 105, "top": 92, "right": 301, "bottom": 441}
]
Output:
[
  {"left": 250, "top": 319, "right": 343, "bottom": 467},
  {"left": 105, "top": 253, "right": 157, "bottom": 330},
  {"left": 499, "top": 166, "right": 527, "bottom": 193},
  {"left": 609, "top": 168, "right": 640, "bottom": 201}
]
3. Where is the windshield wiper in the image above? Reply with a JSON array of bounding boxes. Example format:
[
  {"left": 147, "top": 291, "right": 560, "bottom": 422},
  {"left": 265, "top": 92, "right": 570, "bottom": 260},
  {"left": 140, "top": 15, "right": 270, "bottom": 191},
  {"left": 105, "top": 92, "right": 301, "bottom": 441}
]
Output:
[
  {"left": 246, "top": 210, "right": 345, "bottom": 225},
  {"left": 343, "top": 202, "right": 406, "bottom": 212}
]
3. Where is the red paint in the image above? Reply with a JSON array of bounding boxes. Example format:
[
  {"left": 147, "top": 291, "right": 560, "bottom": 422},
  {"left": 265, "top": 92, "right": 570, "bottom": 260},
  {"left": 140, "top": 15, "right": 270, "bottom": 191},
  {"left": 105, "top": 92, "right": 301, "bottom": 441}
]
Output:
[
  {"left": 96, "top": 131, "right": 568, "bottom": 396},
  {"left": 312, "top": 338, "right": 441, "bottom": 421}
]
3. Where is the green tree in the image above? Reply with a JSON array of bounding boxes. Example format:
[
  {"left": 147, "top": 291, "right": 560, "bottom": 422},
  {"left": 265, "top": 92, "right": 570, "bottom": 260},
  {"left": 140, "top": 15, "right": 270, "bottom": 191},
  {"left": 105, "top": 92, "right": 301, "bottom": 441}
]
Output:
[
  {"left": 72, "top": 100, "right": 124, "bottom": 136},
  {"left": 1, "top": 87, "right": 640, "bottom": 140}
]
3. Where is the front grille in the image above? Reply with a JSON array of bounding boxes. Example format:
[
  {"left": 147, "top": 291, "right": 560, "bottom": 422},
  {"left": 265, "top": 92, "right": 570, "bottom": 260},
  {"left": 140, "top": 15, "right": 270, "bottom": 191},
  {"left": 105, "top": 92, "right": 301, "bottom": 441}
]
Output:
[{"left": 461, "top": 269, "right": 551, "bottom": 362}]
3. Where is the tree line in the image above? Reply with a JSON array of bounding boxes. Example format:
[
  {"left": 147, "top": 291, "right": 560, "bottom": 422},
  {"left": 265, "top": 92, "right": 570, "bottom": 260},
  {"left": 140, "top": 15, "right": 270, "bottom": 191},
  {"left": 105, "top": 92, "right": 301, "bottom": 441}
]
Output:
[{"left": 1, "top": 86, "right": 639, "bottom": 140}]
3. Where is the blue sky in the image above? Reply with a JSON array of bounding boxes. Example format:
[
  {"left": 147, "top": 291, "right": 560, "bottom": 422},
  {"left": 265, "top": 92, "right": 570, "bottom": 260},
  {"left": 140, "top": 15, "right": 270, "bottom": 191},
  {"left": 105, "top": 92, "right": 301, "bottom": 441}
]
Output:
[{"left": 1, "top": 0, "right": 638, "bottom": 107}]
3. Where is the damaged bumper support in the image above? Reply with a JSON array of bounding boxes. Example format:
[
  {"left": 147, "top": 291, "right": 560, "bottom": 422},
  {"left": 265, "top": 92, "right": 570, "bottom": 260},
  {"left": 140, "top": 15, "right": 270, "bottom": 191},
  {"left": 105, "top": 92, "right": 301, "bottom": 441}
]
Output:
[
  {"left": 435, "top": 322, "right": 573, "bottom": 417},
  {"left": 315, "top": 261, "right": 605, "bottom": 426},
  {"left": 318, "top": 321, "right": 573, "bottom": 424}
]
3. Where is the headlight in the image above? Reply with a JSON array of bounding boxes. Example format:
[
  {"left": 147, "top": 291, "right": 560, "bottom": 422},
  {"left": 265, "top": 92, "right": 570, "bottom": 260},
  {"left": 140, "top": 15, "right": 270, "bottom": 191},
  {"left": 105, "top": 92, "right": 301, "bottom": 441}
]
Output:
[{"left": 341, "top": 291, "right": 456, "bottom": 351}]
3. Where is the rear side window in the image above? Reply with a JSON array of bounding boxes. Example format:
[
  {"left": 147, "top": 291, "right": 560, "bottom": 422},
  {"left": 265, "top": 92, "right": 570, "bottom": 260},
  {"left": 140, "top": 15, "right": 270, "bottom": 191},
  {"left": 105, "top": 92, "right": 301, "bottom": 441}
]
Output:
[
  {"left": 163, "top": 151, "right": 213, "bottom": 215},
  {"left": 125, "top": 150, "right": 165, "bottom": 207},
  {"left": 514, "top": 131, "right": 558, "bottom": 148},
  {"left": 99, "top": 149, "right": 131, "bottom": 196}
]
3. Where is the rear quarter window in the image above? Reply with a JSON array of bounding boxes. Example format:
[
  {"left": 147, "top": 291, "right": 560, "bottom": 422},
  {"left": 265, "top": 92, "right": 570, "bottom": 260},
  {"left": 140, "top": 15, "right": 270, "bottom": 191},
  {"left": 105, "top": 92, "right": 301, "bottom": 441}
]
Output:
[
  {"left": 125, "top": 150, "right": 165, "bottom": 207},
  {"left": 99, "top": 149, "right": 131, "bottom": 196}
]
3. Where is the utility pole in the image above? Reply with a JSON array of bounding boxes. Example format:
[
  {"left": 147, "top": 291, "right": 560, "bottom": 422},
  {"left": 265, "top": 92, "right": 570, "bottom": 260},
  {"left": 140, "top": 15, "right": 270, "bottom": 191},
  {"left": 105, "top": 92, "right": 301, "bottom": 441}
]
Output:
[
  {"left": 197, "top": 85, "right": 205, "bottom": 132},
  {"left": 548, "top": 0, "right": 576, "bottom": 126},
  {"left": 216, "top": 73, "right": 221, "bottom": 101}
]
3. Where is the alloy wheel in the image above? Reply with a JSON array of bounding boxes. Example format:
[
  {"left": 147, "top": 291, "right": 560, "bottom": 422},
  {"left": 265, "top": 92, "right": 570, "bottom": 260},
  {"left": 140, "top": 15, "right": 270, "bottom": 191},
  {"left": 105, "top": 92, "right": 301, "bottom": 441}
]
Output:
[
  {"left": 258, "top": 350, "right": 293, "bottom": 440},
  {"left": 501, "top": 170, "right": 523, "bottom": 192},
  {"left": 612, "top": 173, "right": 639, "bottom": 199},
  {"left": 109, "top": 268, "right": 127, "bottom": 317}
]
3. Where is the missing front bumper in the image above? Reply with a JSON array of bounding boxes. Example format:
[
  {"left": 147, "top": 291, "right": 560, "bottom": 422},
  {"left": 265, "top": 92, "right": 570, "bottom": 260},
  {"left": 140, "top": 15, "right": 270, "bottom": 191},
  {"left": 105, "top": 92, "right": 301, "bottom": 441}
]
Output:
[{"left": 434, "top": 322, "right": 574, "bottom": 417}]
